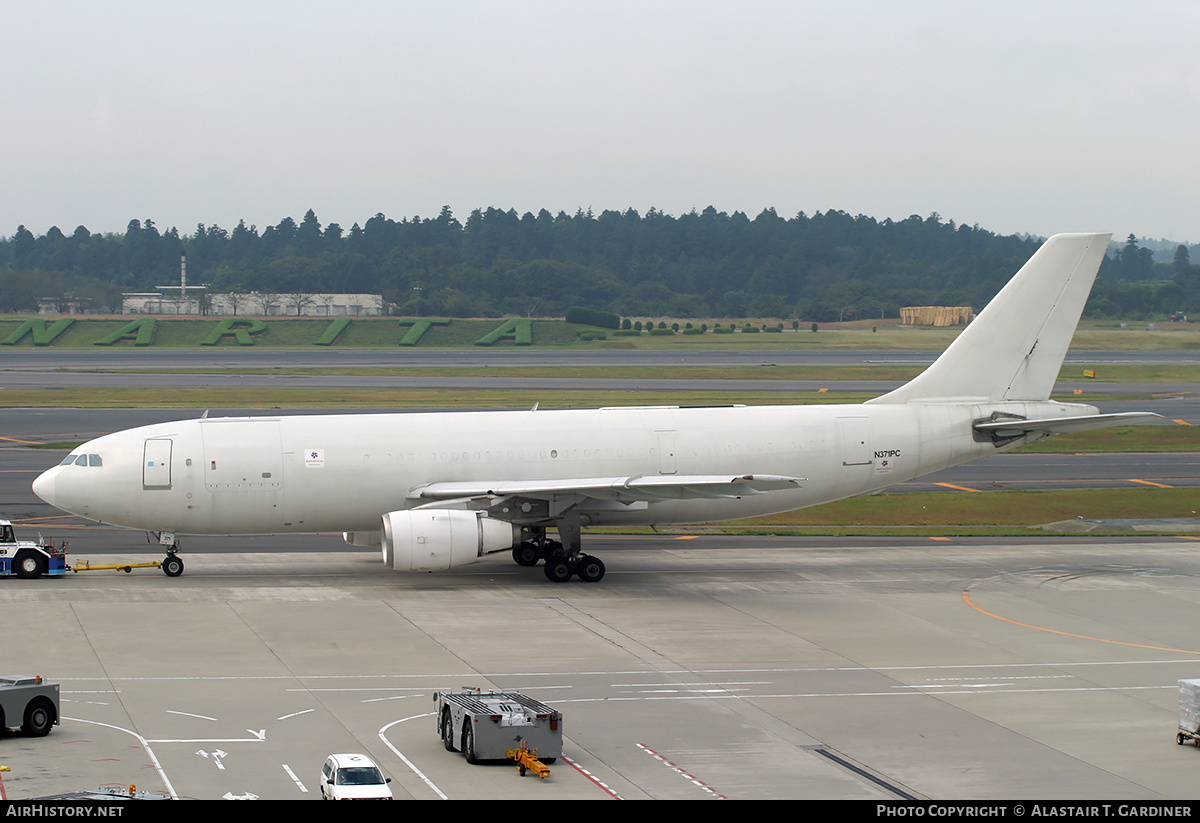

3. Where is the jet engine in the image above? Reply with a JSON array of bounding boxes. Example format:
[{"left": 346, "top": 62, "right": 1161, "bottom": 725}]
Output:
[{"left": 380, "top": 509, "right": 520, "bottom": 571}]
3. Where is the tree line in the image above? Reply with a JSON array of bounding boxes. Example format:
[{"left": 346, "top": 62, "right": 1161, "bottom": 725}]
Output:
[{"left": 1, "top": 207, "right": 1195, "bottom": 321}]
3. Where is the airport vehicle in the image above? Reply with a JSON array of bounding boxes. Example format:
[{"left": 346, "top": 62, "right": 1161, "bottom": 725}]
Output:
[
  {"left": 0, "top": 675, "right": 59, "bottom": 736},
  {"left": 1177, "top": 679, "right": 1200, "bottom": 746},
  {"left": 435, "top": 689, "right": 562, "bottom": 764},
  {"left": 318, "top": 753, "right": 393, "bottom": 800},
  {"left": 0, "top": 520, "right": 67, "bottom": 579},
  {"left": 31, "top": 234, "right": 1158, "bottom": 583}
]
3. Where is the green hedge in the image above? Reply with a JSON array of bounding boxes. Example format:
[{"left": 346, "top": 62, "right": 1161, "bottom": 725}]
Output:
[{"left": 565, "top": 306, "right": 620, "bottom": 329}]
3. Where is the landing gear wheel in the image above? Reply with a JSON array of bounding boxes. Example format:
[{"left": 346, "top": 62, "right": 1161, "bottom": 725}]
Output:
[
  {"left": 512, "top": 542, "right": 540, "bottom": 567},
  {"left": 14, "top": 551, "right": 44, "bottom": 579},
  {"left": 1179, "top": 732, "right": 1186, "bottom": 745},
  {"left": 544, "top": 558, "right": 573, "bottom": 583},
  {"left": 22, "top": 698, "right": 54, "bottom": 737},
  {"left": 162, "top": 555, "right": 184, "bottom": 577},
  {"left": 576, "top": 555, "right": 605, "bottom": 583}
]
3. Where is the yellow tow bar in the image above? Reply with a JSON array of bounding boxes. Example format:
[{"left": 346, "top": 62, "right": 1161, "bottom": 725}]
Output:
[
  {"left": 73, "top": 559, "right": 162, "bottom": 574},
  {"left": 507, "top": 742, "right": 551, "bottom": 779}
]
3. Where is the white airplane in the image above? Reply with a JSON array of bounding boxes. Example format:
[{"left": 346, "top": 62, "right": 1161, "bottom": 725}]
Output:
[{"left": 32, "top": 232, "right": 1157, "bottom": 582}]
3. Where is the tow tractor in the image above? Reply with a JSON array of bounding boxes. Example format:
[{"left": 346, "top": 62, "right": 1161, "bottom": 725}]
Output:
[
  {"left": 0, "top": 520, "right": 67, "bottom": 579},
  {"left": 0, "top": 675, "right": 59, "bottom": 736},
  {"left": 435, "top": 688, "right": 561, "bottom": 775}
]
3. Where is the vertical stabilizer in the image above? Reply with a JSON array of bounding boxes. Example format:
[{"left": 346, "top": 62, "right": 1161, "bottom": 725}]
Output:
[{"left": 867, "top": 232, "right": 1110, "bottom": 404}]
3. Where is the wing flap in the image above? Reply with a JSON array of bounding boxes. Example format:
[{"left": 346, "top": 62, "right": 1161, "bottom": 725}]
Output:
[{"left": 407, "top": 473, "right": 803, "bottom": 503}]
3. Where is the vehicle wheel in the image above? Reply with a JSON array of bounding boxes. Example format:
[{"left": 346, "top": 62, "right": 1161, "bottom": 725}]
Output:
[
  {"left": 162, "top": 555, "right": 184, "bottom": 577},
  {"left": 463, "top": 722, "right": 477, "bottom": 764},
  {"left": 442, "top": 709, "right": 457, "bottom": 751},
  {"left": 543, "top": 559, "right": 572, "bottom": 583},
  {"left": 22, "top": 698, "right": 54, "bottom": 737},
  {"left": 576, "top": 555, "right": 605, "bottom": 583},
  {"left": 14, "top": 551, "right": 44, "bottom": 579},
  {"left": 512, "top": 542, "right": 540, "bottom": 567},
  {"left": 542, "top": 758, "right": 556, "bottom": 764}
]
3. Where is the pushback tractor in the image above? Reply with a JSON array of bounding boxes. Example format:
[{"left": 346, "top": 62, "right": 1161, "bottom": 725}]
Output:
[
  {"left": 435, "top": 689, "right": 562, "bottom": 772},
  {"left": 0, "top": 520, "right": 67, "bottom": 579},
  {"left": 0, "top": 675, "right": 59, "bottom": 736}
]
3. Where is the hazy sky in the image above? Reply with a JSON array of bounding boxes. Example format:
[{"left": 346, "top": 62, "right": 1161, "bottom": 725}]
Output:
[{"left": 3, "top": 1, "right": 1197, "bottom": 242}]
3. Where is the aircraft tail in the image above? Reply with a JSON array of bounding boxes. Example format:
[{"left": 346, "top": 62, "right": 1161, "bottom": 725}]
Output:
[{"left": 867, "top": 232, "right": 1110, "bottom": 404}]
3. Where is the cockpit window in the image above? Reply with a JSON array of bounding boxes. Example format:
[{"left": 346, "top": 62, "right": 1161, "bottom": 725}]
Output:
[{"left": 61, "top": 454, "right": 102, "bottom": 467}]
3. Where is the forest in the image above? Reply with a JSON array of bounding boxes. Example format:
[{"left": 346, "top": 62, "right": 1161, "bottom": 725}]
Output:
[{"left": 0, "top": 207, "right": 1195, "bottom": 321}]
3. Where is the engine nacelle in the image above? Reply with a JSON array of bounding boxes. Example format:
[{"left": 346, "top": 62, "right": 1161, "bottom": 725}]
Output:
[
  {"left": 380, "top": 509, "right": 520, "bottom": 571},
  {"left": 343, "top": 531, "right": 381, "bottom": 547}
]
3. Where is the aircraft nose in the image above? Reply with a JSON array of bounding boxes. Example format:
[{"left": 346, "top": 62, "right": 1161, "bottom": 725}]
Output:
[{"left": 32, "top": 467, "right": 57, "bottom": 507}]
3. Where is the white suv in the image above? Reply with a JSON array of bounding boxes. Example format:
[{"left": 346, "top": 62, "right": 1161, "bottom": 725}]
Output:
[{"left": 319, "top": 753, "right": 394, "bottom": 800}]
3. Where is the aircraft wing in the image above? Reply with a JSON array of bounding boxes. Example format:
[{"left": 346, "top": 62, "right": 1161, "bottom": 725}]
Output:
[
  {"left": 407, "top": 473, "right": 804, "bottom": 504},
  {"left": 974, "top": 412, "right": 1162, "bottom": 438}
]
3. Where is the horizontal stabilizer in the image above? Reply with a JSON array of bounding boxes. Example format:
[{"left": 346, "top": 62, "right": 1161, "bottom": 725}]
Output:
[
  {"left": 408, "top": 474, "right": 804, "bottom": 503},
  {"left": 974, "top": 412, "right": 1162, "bottom": 438}
]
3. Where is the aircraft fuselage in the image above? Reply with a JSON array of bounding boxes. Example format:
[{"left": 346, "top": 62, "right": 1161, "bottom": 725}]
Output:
[{"left": 33, "top": 399, "right": 1093, "bottom": 537}]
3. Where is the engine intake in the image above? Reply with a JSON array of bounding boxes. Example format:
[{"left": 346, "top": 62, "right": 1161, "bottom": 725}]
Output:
[{"left": 381, "top": 509, "right": 520, "bottom": 571}]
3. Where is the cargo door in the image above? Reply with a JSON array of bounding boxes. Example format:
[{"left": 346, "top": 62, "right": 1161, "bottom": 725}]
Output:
[
  {"left": 143, "top": 438, "right": 173, "bottom": 489},
  {"left": 202, "top": 419, "right": 283, "bottom": 492}
]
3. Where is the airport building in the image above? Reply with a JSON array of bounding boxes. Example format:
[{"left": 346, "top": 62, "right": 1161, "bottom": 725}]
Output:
[{"left": 120, "top": 292, "right": 387, "bottom": 317}]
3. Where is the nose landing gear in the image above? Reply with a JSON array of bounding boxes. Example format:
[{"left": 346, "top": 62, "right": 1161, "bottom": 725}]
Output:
[{"left": 153, "top": 532, "right": 184, "bottom": 577}]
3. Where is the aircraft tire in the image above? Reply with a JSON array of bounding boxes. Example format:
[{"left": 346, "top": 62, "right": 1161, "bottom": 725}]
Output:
[
  {"left": 512, "top": 543, "right": 540, "bottom": 567},
  {"left": 576, "top": 555, "right": 605, "bottom": 583},
  {"left": 544, "top": 559, "right": 573, "bottom": 583},
  {"left": 162, "top": 556, "right": 184, "bottom": 577}
]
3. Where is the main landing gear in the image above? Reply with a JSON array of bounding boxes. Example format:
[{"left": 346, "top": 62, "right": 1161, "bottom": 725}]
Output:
[{"left": 512, "top": 526, "right": 605, "bottom": 584}]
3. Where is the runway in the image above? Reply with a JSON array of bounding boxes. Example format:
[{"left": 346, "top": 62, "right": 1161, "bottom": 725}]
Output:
[
  {"left": 0, "top": 348, "right": 1197, "bottom": 800},
  {"left": 1, "top": 348, "right": 1198, "bottom": 401}
]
